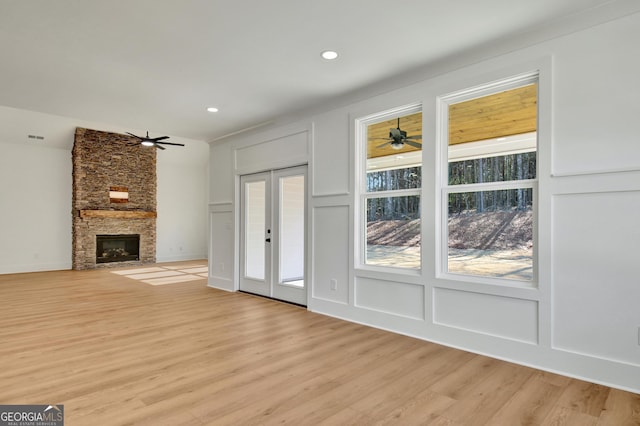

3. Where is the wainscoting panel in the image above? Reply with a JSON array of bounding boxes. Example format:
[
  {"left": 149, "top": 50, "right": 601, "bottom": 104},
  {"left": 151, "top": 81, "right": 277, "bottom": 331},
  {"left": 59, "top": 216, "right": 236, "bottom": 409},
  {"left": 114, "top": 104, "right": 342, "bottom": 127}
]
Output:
[
  {"left": 434, "top": 287, "right": 538, "bottom": 344},
  {"left": 552, "top": 190, "right": 640, "bottom": 366},
  {"left": 311, "top": 205, "right": 350, "bottom": 305},
  {"left": 312, "top": 110, "right": 350, "bottom": 197},
  {"left": 355, "top": 277, "right": 425, "bottom": 320},
  {"left": 208, "top": 209, "right": 234, "bottom": 291},
  {"left": 235, "top": 131, "right": 308, "bottom": 174}
]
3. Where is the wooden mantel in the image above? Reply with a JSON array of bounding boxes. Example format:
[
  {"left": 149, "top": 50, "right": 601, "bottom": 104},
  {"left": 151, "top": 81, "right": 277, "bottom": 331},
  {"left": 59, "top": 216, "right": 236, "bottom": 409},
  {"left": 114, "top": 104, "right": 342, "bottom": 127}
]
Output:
[{"left": 79, "top": 210, "right": 157, "bottom": 219}]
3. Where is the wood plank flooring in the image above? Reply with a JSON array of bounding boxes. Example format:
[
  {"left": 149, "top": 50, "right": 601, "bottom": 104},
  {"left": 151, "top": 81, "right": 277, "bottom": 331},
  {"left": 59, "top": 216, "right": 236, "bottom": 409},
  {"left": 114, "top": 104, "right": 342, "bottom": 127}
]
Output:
[{"left": 0, "top": 261, "right": 638, "bottom": 425}]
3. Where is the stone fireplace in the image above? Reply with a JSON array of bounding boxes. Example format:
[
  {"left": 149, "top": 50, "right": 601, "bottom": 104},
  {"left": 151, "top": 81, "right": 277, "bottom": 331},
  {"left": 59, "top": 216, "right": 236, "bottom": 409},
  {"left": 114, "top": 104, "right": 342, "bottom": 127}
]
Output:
[{"left": 72, "top": 127, "right": 156, "bottom": 270}]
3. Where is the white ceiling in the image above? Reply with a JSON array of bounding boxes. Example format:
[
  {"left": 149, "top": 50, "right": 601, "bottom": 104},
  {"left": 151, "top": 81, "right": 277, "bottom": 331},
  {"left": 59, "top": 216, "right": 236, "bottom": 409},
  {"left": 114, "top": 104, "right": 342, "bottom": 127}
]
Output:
[{"left": 0, "top": 0, "right": 636, "bottom": 143}]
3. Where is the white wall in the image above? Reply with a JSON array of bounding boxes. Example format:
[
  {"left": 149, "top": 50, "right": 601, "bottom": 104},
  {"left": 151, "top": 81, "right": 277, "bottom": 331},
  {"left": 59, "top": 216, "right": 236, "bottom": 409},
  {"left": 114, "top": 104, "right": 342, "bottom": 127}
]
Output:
[
  {"left": 0, "top": 106, "right": 208, "bottom": 274},
  {"left": 209, "top": 12, "right": 640, "bottom": 393},
  {"left": 156, "top": 141, "right": 209, "bottom": 262},
  {"left": 0, "top": 142, "right": 72, "bottom": 273}
]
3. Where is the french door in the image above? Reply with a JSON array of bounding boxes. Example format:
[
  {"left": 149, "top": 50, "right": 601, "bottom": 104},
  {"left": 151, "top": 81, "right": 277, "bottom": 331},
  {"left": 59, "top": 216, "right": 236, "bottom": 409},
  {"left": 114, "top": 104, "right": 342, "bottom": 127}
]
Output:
[{"left": 239, "top": 165, "right": 307, "bottom": 306}]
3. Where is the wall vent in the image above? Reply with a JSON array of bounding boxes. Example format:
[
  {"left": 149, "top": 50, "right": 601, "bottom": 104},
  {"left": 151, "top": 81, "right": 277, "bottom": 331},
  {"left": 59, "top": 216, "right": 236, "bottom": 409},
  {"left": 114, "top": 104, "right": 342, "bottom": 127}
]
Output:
[{"left": 27, "top": 134, "right": 45, "bottom": 141}]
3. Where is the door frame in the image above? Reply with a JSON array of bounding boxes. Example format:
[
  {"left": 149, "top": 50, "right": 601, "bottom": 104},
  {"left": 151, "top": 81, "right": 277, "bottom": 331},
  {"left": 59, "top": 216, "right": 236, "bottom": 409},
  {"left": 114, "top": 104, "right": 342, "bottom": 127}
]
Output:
[{"left": 237, "top": 164, "right": 309, "bottom": 306}]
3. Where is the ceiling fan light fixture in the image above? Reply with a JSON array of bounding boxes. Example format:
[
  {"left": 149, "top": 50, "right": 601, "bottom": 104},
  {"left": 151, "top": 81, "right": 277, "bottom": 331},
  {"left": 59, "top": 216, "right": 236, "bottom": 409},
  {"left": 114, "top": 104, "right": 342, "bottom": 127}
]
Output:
[
  {"left": 391, "top": 141, "right": 404, "bottom": 150},
  {"left": 127, "top": 131, "right": 183, "bottom": 150}
]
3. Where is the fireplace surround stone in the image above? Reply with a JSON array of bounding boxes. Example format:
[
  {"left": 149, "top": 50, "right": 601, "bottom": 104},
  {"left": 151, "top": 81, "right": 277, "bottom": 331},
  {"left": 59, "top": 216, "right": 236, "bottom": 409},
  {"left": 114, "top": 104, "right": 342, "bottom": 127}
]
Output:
[{"left": 72, "top": 127, "right": 156, "bottom": 270}]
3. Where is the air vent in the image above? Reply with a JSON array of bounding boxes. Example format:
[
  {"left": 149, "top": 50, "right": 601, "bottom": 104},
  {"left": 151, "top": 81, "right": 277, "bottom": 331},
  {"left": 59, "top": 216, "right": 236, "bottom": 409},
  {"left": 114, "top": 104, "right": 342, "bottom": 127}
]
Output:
[{"left": 27, "top": 134, "right": 45, "bottom": 141}]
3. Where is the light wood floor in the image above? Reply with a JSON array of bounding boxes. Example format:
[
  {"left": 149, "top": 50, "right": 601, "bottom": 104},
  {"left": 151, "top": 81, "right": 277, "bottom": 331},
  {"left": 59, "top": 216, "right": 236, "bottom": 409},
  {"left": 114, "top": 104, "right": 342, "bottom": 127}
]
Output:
[{"left": 0, "top": 261, "right": 638, "bottom": 426}]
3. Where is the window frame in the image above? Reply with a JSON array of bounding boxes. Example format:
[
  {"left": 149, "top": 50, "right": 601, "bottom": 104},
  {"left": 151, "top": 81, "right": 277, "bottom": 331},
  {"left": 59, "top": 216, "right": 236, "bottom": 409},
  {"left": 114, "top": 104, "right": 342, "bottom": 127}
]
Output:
[
  {"left": 355, "top": 103, "right": 423, "bottom": 273},
  {"left": 437, "top": 72, "right": 539, "bottom": 287}
]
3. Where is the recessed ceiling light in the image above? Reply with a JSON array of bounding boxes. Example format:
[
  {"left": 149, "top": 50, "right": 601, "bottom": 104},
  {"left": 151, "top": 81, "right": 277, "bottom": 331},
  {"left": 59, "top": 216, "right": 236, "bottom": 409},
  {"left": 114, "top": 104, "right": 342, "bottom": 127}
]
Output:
[
  {"left": 321, "top": 50, "right": 338, "bottom": 60},
  {"left": 207, "top": 107, "right": 219, "bottom": 113}
]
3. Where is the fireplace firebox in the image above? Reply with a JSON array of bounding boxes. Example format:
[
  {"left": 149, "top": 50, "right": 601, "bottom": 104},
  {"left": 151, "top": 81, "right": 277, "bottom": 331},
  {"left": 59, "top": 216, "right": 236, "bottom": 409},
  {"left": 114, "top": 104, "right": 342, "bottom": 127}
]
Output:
[{"left": 96, "top": 234, "right": 140, "bottom": 264}]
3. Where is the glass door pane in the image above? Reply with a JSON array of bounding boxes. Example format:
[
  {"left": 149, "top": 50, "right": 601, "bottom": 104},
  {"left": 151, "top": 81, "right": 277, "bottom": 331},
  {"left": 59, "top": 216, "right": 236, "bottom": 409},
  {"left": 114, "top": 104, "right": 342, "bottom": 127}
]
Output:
[
  {"left": 279, "top": 175, "right": 305, "bottom": 287},
  {"left": 244, "top": 180, "right": 266, "bottom": 280}
]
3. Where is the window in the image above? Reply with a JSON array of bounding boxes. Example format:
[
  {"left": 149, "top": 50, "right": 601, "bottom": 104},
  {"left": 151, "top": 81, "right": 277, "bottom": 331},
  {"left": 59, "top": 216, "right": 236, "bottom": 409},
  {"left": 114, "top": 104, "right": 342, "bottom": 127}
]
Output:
[
  {"left": 358, "top": 105, "right": 422, "bottom": 269},
  {"left": 441, "top": 74, "right": 538, "bottom": 283}
]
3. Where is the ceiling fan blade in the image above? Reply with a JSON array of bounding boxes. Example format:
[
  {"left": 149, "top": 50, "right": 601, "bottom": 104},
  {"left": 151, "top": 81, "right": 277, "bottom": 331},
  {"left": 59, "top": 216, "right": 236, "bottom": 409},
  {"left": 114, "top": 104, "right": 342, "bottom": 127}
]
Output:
[
  {"left": 376, "top": 141, "right": 391, "bottom": 149},
  {"left": 151, "top": 136, "right": 170, "bottom": 141},
  {"left": 126, "top": 142, "right": 140, "bottom": 146},
  {"left": 126, "top": 132, "right": 142, "bottom": 139},
  {"left": 404, "top": 139, "right": 422, "bottom": 149},
  {"left": 406, "top": 135, "right": 422, "bottom": 140},
  {"left": 155, "top": 144, "right": 166, "bottom": 150},
  {"left": 155, "top": 141, "right": 185, "bottom": 146}
]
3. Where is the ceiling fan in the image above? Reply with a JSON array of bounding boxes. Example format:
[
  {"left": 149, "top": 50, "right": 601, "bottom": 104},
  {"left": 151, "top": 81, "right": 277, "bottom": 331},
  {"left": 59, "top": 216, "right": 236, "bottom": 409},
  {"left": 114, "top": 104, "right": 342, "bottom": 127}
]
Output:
[
  {"left": 374, "top": 118, "right": 422, "bottom": 150},
  {"left": 126, "top": 131, "right": 184, "bottom": 150}
]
